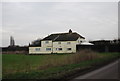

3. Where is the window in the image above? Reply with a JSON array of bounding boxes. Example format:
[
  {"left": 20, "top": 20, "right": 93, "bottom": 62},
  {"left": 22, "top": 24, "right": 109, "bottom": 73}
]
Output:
[
  {"left": 58, "top": 48, "right": 62, "bottom": 51},
  {"left": 78, "top": 40, "right": 82, "bottom": 43},
  {"left": 35, "top": 48, "right": 40, "bottom": 51},
  {"left": 67, "top": 42, "right": 71, "bottom": 44},
  {"left": 58, "top": 42, "right": 61, "bottom": 44},
  {"left": 45, "top": 41, "right": 49, "bottom": 44},
  {"left": 67, "top": 48, "right": 71, "bottom": 51},
  {"left": 56, "top": 48, "right": 57, "bottom": 50},
  {"left": 46, "top": 48, "right": 51, "bottom": 51}
]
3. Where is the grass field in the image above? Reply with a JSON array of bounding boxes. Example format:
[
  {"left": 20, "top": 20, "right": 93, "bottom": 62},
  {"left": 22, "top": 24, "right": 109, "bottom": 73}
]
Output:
[{"left": 2, "top": 50, "right": 120, "bottom": 79}]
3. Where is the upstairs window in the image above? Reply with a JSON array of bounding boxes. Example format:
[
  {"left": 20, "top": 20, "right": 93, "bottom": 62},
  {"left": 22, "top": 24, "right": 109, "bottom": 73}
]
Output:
[
  {"left": 67, "top": 42, "right": 71, "bottom": 44},
  {"left": 80, "top": 41, "right": 82, "bottom": 43},
  {"left": 45, "top": 41, "right": 49, "bottom": 44},
  {"left": 78, "top": 40, "right": 83, "bottom": 43},
  {"left": 35, "top": 48, "right": 40, "bottom": 51},
  {"left": 67, "top": 48, "right": 72, "bottom": 51},
  {"left": 58, "top": 42, "right": 61, "bottom": 44},
  {"left": 46, "top": 48, "right": 51, "bottom": 51}
]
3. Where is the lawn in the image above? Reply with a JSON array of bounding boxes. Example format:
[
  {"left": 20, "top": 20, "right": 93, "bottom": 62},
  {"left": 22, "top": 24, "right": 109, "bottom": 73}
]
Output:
[
  {"left": 2, "top": 50, "right": 120, "bottom": 79},
  {"left": 3, "top": 54, "right": 70, "bottom": 74}
]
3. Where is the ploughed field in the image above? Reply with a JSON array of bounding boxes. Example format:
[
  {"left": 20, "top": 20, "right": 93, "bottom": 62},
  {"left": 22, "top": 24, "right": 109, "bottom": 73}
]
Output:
[{"left": 2, "top": 50, "right": 120, "bottom": 79}]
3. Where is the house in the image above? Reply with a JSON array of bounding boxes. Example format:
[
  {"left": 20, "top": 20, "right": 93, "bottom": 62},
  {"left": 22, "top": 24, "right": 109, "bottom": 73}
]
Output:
[{"left": 29, "top": 29, "right": 85, "bottom": 54}]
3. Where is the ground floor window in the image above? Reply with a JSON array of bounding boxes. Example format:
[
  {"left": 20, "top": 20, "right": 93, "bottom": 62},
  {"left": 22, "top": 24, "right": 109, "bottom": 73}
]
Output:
[
  {"left": 35, "top": 48, "right": 40, "bottom": 51},
  {"left": 56, "top": 48, "right": 62, "bottom": 51},
  {"left": 46, "top": 48, "right": 51, "bottom": 51},
  {"left": 67, "top": 48, "right": 72, "bottom": 51}
]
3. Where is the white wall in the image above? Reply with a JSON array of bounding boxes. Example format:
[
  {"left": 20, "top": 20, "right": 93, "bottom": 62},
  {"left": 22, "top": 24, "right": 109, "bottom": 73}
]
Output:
[
  {"left": 41, "top": 40, "right": 52, "bottom": 47},
  {"left": 76, "top": 37, "right": 85, "bottom": 45},
  {"left": 53, "top": 41, "right": 76, "bottom": 53},
  {"left": 29, "top": 47, "right": 52, "bottom": 54},
  {"left": 29, "top": 38, "right": 85, "bottom": 54},
  {"left": 29, "top": 40, "right": 53, "bottom": 54}
]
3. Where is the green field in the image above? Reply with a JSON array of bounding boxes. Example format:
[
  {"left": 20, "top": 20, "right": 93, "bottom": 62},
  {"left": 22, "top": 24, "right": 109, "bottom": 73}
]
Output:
[{"left": 2, "top": 51, "right": 120, "bottom": 79}]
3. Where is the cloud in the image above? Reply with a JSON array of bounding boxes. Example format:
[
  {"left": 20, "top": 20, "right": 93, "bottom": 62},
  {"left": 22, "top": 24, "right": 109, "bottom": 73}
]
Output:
[
  {"left": 2, "top": 2, "right": 118, "bottom": 46},
  {"left": 0, "top": 29, "right": 14, "bottom": 34}
]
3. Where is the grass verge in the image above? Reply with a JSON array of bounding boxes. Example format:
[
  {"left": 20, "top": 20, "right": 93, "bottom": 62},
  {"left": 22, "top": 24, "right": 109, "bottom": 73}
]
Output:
[{"left": 2, "top": 51, "right": 120, "bottom": 79}]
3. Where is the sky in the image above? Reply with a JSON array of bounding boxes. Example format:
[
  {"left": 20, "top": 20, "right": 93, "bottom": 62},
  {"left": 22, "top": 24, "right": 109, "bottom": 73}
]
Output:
[{"left": 1, "top": 2, "right": 118, "bottom": 47}]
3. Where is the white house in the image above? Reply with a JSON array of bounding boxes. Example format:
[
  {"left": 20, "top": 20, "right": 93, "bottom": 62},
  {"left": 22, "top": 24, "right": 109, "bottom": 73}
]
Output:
[{"left": 29, "top": 29, "right": 85, "bottom": 54}]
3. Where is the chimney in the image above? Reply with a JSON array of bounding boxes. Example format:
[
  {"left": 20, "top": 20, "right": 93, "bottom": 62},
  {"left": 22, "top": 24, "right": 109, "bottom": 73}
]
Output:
[{"left": 69, "top": 29, "right": 72, "bottom": 34}]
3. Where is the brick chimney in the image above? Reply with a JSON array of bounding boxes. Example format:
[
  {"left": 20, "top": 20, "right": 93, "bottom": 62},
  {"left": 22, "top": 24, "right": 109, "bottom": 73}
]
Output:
[{"left": 69, "top": 29, "right": 72, "bottom": 34}]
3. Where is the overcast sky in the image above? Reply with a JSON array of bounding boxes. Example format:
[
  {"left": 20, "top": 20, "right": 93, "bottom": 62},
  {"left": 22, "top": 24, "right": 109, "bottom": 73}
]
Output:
[{"left": 1, "top": 2, "right": 118, "bottom": 47}]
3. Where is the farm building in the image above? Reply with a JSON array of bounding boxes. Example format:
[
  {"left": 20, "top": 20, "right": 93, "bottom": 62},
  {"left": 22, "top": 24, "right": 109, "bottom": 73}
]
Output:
[{"left": 29, "top": 29, "right": 85, "bottom": 54}]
